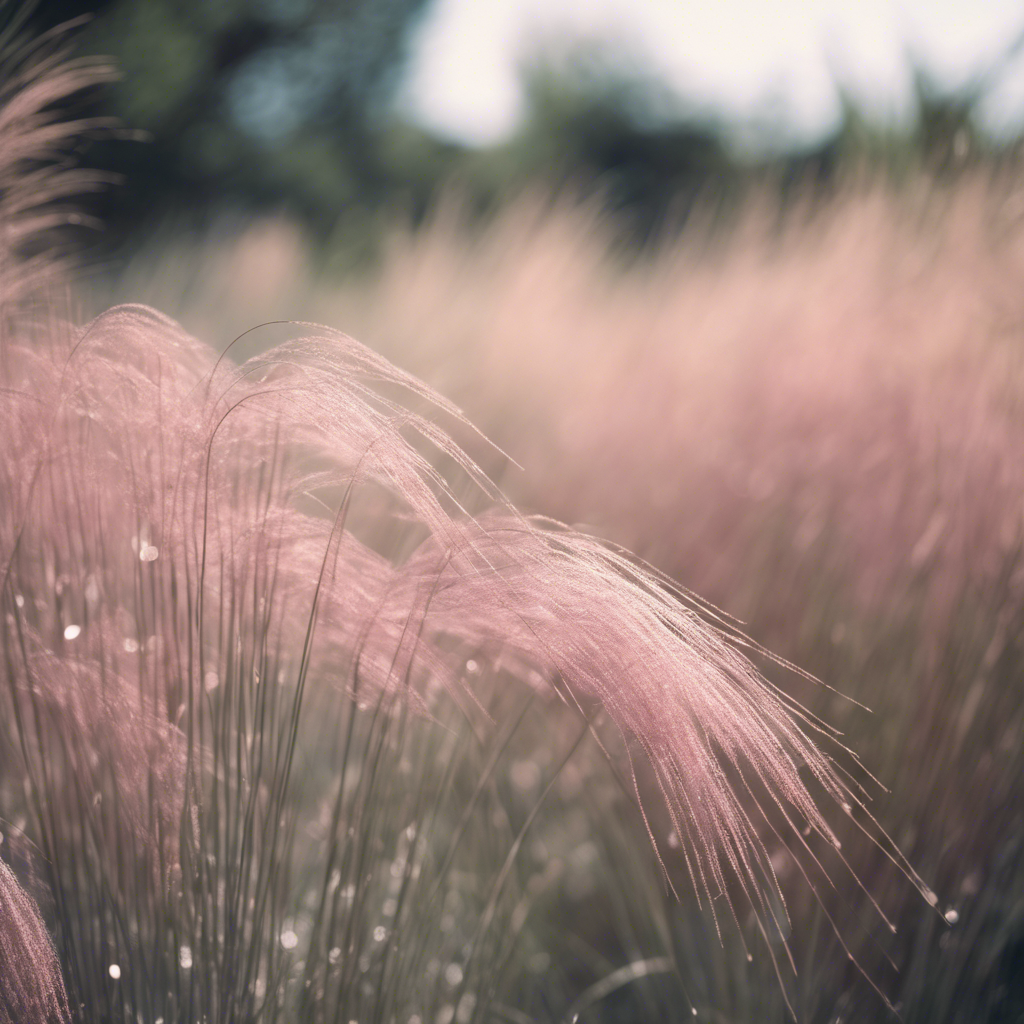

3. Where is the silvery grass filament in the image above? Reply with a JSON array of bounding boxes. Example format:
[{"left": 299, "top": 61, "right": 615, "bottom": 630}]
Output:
[{"left": 0, "top": 40, "right": 941, "bottom": 1023}]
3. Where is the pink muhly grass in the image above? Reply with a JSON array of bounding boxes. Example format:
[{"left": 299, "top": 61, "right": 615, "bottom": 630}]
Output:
[
  {"left": 313, "top": 190, "right": 1024, "bottom": 631},
  {"left": 0, "top": 860, "right": 70, "bottom": 1024},
  {"left": 0, "top": 297, "right": 933, "bottom": 1012},
  {"left": 0, "top": 28, "right": 114, "bottom": 300},
  {"left": 0, "top": 53, "right": 935, "bottom": 1021}
]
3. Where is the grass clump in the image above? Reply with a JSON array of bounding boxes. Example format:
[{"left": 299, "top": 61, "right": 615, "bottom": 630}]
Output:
[{"left": 0, "top": 51, "right": 938, "bottom": 1024}]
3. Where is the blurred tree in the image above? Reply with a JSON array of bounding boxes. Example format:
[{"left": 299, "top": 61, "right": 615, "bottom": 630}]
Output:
[
  {"left": 10, "top": 1, "right": 1024, "bottom": 263},
  {"left": 505, "top": 42, "right": 736, "bottom": 244},
  {"left": 18, "top": 0, "right": 434, "bottom": 248}
]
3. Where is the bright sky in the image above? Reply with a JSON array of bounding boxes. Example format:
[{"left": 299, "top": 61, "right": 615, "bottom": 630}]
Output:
[{"left": 400, "top": 0, "right": 1024, "bottom": 148}]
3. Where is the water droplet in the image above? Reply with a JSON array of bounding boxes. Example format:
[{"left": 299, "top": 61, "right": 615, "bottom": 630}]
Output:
[
  {"left": 280, "top": 929, "right": 298, "bottom": 950},
  {"left": 444, "top": 963, "right": 463, "bottom": 987},
  {"left": 944, "top": 908, "right": 959, "bottom": 924},
  {"left": 14, "top": 594, "right": 24, "bottom": 608},
  {"left": 528, "top": 952, "right": 550, "bottom": 973},
  {"left": 465, "top": 659, "right": 479, "bottom": 674},
  {"left": 746, "top": 953, "right": 753, "bottom": 962},
  {"left": 140, "top": 545, "right": 159, "bottom": 562},
  {"left": 63, "top": 624, "right": 81, "bottom": 640},
  {"left": 510, "top": 760, "right": 540, "bottom": 791},
  {"left": 667, "top": 830, "right": 680, "bottom": 849},
  {"left": 204, "top": 671, "right": 219, "bottom": 692},
  {"left": 123, "top": 637, "right": 139, "bottom": 653},
  {"left": 924, "top": 888, "right": 939, "bottom": 907},
  {"left": 328, "top": 947, "right": 341, "bottom": 964},
  {"left": 373, "top": 925, "right": 387, "bottom": 942},
  {"left": 456, "top": 993, "right": 477, "bottom": 1023},
  {"left": 179, "top": 946, "right": 193, "bottom": 969},
  {"left": 108, "top": 964, "right": 121, "bottom": 980}
]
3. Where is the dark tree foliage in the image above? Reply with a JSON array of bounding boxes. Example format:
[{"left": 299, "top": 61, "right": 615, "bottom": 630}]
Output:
[
  {"left": 16, "top": 0, "right": 433, "bottom": 249},
  {"left": 9, "top": 2, "right": 1024, "bottom": 263},
  {"left": 510, "top": 49, "right": 735, "bottom": 245}
]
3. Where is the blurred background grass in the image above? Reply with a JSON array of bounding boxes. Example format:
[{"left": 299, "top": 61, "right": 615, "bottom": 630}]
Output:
[{"left": 10, "top": 0, "right": 1024, "bottom": 1020}]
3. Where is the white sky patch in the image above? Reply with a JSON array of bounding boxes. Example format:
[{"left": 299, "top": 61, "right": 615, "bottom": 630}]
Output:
[{"left": 401, "top": 0, "right": 1024, "bottom": 147}]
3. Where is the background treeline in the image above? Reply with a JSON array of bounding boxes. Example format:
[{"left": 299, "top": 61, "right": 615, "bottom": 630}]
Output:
[{"left": 17, "top": 0, "right": 1024, "bottom": 263}]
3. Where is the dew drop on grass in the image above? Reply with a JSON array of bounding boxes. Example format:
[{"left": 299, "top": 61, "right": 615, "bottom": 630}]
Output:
[
  {"left": 204, "top": 671, "right": 219, "bottom": 692},
  {"left": 179, "top": 945, "right": 193, "bottom": 969},
  {"left": 444, "top": 963, "right": 463, "bottom": 987},
  {"left": 511, "top": 759, "right": 540, "bottom": 791},
  {"left": 139, "top": 544, "right": 159, "bottom": 562},
  {"left": 328, "top": 947, "right": 341, "bottom": 964},
  {"left": 280, "top": 929, "right": 298, "bottom": 950},
  {"left": 108, "top": 964, "right": 120, "bottom": 979},
  {"left": 923, "top": 887, "right": 939, "bottom": 907},
  {"left": 373, "top": 925, "right": 387, "bottom": 942},
  {"left": 944, "top": 908, "right": 959, "bottom": 924},
  {"left": 64, "top": 624, "right": 81, "bottom": 640},
  {"left": 528, "top": 952, "right": 549, "bottom": 973}
]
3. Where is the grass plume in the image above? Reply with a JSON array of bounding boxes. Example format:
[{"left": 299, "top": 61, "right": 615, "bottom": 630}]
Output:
[{"left": 0, "top": 51, "right": 934, "bottom": 1024}]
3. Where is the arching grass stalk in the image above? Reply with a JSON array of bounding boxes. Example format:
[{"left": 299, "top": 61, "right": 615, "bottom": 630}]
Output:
[{"left": 0, "top": 50, "right": 935, "bottom": 1024}]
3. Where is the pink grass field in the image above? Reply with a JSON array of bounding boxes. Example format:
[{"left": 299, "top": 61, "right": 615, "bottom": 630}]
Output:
[
  {"left": 0, "top": 51, "right": 959, "bottom": 1023},
  {"left": 296, "top": 184, "right": 1024, "bottom": 633}
]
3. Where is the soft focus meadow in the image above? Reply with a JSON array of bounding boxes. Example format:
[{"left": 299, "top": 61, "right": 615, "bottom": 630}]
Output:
[
  {"left": 101, "top": 173, "right": 1024, "bottom": 1021},
  {"left": 3, "top": 30, "right": 1024, "bottom": 1024}
]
